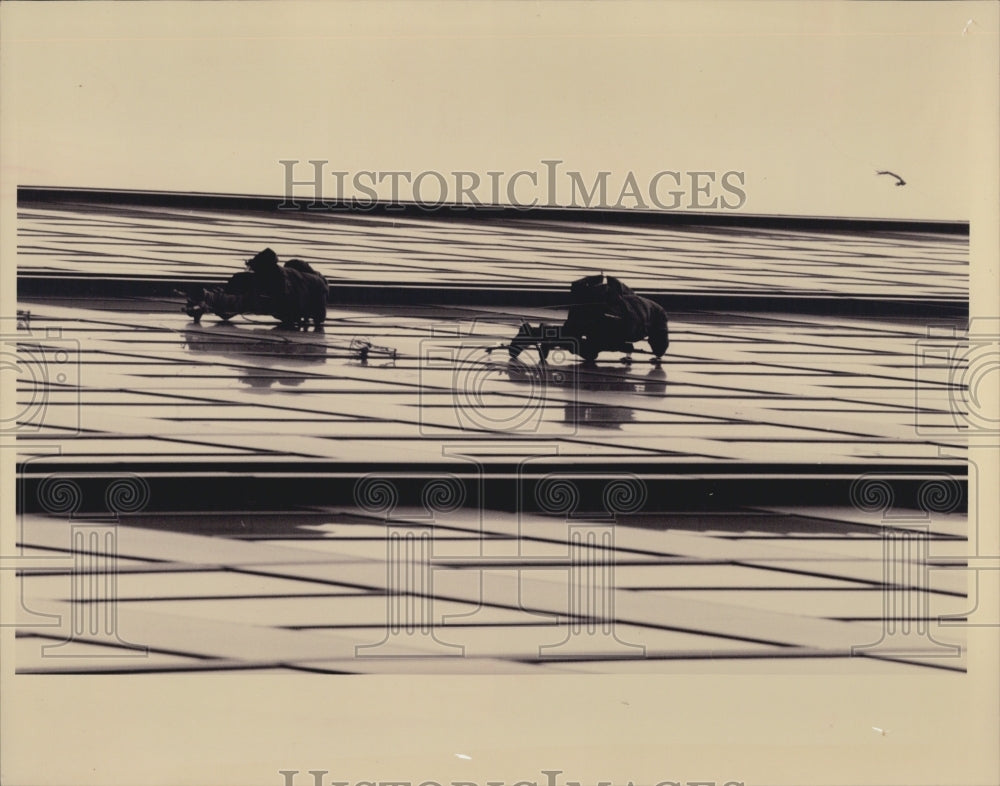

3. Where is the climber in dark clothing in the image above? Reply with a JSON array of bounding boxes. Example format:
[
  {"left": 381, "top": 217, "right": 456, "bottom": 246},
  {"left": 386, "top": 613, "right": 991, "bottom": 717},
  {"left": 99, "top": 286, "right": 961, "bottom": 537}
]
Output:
[
  {"left": 506, "top": 274, "right": 669, "bottom": 363},
  {"left": 184, "top": 248, "right": 329, "bottom": 330},
  {"left": 562, "top": 274, "right": 669, "bottom": 360}
]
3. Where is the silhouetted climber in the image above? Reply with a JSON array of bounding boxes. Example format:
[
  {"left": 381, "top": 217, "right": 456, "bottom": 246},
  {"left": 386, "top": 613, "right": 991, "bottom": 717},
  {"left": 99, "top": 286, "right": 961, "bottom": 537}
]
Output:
[
  {"left": 562, "top": 274, "right": 669, "bottom": 360},
  {"left": 184, "top": 248, "right": 329, "bottom": 330},
  {"left": 505, "top": 274, "right": 669, "bottom": 363}
]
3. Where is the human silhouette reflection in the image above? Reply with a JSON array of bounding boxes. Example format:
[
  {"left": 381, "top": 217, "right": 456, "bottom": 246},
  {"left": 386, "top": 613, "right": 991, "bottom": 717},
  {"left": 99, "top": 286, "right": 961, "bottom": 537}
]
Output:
[
  {"left": 501, "top": 359, "right": 667, "bottom": 430},
  {"left": 182, "top": 323, "right": 327, "bottom": 390}
]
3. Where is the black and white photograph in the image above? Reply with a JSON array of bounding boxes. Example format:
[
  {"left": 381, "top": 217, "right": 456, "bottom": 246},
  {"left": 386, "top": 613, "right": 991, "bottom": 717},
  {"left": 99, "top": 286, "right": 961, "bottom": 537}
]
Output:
[{"left": 1, "top": 2, "right": 998, "bottom": 785}]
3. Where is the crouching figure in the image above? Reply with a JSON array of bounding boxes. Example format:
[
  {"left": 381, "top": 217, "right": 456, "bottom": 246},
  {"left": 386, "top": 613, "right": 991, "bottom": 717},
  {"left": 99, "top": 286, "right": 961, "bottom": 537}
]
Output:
[
  {"left": 507, "top": 274, "right": 669, "bottom": 363},
  {"left": 183, "top": 248, "right": 329, "bottom": 330}
]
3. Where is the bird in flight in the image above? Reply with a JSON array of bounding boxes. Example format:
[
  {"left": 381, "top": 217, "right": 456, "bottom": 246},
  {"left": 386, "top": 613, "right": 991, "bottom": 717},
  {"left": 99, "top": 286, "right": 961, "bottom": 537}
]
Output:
[{"left": 876, "top": 170, "right": 906, "bottom": 187}]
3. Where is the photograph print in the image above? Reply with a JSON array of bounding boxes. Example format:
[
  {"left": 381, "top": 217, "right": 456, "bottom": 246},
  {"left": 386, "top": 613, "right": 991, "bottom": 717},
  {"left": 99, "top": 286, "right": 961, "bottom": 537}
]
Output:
[{"left": 2, "top": 3, "right": 997, "bottom": 786}]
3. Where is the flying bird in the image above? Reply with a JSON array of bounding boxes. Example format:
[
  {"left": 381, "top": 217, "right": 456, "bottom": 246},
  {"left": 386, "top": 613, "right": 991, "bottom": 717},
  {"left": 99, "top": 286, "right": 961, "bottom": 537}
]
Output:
[{"left": 876, "top": 170, "right": 906, "bottom": 187}]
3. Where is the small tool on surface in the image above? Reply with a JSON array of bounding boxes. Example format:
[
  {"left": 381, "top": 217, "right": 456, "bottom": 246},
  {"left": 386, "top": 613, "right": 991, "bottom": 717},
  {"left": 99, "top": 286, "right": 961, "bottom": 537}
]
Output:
[{"left": 350, "top": 337, "right": 398, "bottom": 362}]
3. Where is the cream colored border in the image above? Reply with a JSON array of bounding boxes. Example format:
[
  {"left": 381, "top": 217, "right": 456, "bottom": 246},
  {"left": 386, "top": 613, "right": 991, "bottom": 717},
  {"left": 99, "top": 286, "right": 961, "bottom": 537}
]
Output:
[{"left": 2, "top": 3, "right": 997, "bottom": 785}]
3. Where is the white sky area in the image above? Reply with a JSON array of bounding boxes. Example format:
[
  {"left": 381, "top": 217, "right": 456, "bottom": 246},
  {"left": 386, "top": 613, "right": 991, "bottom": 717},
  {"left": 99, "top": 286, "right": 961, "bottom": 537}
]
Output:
[{"left": 2, "top": 2, "right": 997, "bottom": 220}]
